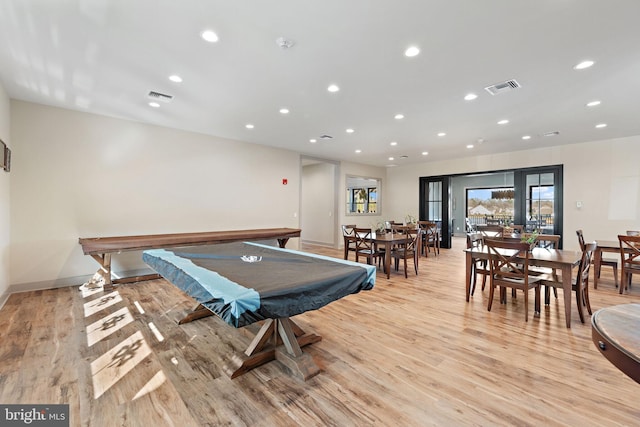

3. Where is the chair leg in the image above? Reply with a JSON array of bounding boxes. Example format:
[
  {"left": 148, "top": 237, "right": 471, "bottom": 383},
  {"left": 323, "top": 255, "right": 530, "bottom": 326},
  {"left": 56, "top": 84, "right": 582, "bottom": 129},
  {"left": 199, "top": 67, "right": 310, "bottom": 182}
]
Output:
[
  {"left": 544, "top": 286, "right": 550, "bottom": 306},
  {"left": 403, "top": 257, "right": 408, "bottom": 278},
  {"left": 470, "top": 265, "right": 477, "bottom": 296},
  {"left": 524, "top": 290, "right": 528, "bottom": 322},
  {"left": 584, "top": 284, "right": 593, "bottom": 315},
  {"left": 575, "top": 287, "right": 585, "bottom": 324},
  {"left": 488, "top": 284, "right": 495, "bottom": 312}
]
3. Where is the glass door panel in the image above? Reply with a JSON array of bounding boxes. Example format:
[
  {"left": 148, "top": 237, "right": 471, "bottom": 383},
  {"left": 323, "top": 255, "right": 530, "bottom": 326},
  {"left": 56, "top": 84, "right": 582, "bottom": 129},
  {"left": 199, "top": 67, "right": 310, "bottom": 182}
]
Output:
[{"left": 525, "top": 172, "right": 555, "bottom": 234}]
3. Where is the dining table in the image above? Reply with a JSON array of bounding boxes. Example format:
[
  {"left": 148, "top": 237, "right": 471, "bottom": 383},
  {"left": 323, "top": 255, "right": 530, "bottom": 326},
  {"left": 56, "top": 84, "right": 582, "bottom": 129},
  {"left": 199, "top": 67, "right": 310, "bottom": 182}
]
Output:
[
  {"left": 591, "top": 303, "right": 640, "bottom": 384},
  {"left": 464, "top": 246, "right": 582, "bottom": 327},
  {"left": 372, "top": 231, "right": 420, "bottom": 279}
]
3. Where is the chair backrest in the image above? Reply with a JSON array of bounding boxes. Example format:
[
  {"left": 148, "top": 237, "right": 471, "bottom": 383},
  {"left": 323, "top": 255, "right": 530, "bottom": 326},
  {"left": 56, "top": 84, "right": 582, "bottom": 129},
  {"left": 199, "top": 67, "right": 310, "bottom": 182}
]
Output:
[
  {"left": 354, "top": 227, "right": 374, "bottom": 252},
  {"left": 342, "top": 224, "right": 356, "bottom": 237},
  {"left": 618, "top": 234, "right": 640, "bottom": 267},
  {"left": 466, "top": 232, "right": 483, "bottom": 250},
  {"left": 392, "top": 224, "right": 412, "bottom": 234},
  {"left": 531, "top": 234, "right": 561, "bottom": 249},
  {"left": 484, "top": 238, "right": 532, "bottom": 284},
  {"left": 465, "top": 218, "right": 476, "bottom": 232},
  {"left": 477, "top": 224, "right": 504, "bottom": 239},
  {"left": 507, "top": 224, "right": 524, "bottom": 234},
  {"left": 577, "top": 242, "right": 597, "bottom": 288},
  {"left": 402, "top": 228, "right": 421, "bottom": 254},
  {"left": 418, "top": 221, "right": 438, "bottom": 241},
  {"left": 576, "top": 229, "right": 586, "bottom": 251}
]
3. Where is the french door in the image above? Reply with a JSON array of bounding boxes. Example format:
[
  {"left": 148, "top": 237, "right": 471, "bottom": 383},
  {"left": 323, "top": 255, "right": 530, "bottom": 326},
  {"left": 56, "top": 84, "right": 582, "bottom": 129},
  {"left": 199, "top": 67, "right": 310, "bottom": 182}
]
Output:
[
  {"left": 514, "top": 165, "right": 563, "bottom": 246},
  {"left": 420, "top": 165, "right": 563, "bottom": 249},
  {"left": 419, "top": 176, "right": 452, "bottom": 249}
]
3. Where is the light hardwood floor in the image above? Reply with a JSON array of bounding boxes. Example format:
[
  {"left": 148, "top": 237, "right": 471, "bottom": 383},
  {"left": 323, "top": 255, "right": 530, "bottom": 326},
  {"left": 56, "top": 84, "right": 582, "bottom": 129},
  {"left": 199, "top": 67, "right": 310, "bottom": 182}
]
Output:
[{"left": 1, "top": 237, "right": 638, "bottom": 426}]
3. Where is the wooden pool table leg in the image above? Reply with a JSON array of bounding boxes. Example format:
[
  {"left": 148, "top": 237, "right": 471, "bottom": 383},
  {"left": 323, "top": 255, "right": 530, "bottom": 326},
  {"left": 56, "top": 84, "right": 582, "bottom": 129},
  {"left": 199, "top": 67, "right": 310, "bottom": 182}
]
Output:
[{"left": 226, "top": 318, "right": 322, "bottom": 381}]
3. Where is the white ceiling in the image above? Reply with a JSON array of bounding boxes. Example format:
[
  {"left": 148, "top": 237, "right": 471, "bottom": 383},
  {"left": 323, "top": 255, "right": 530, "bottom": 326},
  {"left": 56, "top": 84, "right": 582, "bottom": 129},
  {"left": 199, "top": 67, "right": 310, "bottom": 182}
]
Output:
[{"left": 1, "top": 0, "right": 639, "bottom": 167}]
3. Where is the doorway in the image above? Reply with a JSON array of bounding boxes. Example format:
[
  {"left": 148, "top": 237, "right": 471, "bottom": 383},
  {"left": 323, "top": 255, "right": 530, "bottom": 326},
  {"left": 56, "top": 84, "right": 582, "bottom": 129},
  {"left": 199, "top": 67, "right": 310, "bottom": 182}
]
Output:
[
  {"left": 420, "top": 165, "right": 563, "bottom": 249},
  {"left": 300, "top": 157, "right": 339, "bottom": 247}
]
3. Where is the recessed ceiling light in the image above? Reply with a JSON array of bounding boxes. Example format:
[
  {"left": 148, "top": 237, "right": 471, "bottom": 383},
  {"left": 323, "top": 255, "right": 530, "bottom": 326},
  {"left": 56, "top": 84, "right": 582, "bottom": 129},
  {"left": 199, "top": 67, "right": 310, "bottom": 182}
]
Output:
[
  {"left": 422, "top": 151, "right": 429, "bottom": 156},
  {"left": 169, "top": 75, "right": 183, "bottom": 83},
  {"left": 148, "top": 102, "right": 160, "bottom": 108},
  {"left": 309, "top": 139, "right": 317, "bottom": 143},
  {"left": 346, "top": 128, "right": 354, "bottom": 133},
  {"left": 201, "top": 30, "right": 219, "bottom": 43},
  {"left": 574, "top": 60, "right": 595, "bottom": 70},
  {"left": 437, "top": 132, "right": 446, "bottom": 137},
  {"left": 586, "top": 100, "right": 601, "bottom": 107},
  {"left": 279, "top": 108, "right": 289, "bottom": 114},
  {"left": 388, "top": 157, "right": 395, "bottom": 161},
  {"left": 355, "top": 149, "right": 362, "bottom": 153},
  {"left": 497, "top": 119, "right": 509, "bottom": 125},
  {"left": 522, "top": 135, "right": 531, "bottom": 140},
  {"left": 464, "top": 93, "right": 478, "bottom": 101},
  {"left": 466, "top": 144, "right": 474, "bottom": 149},
  {"left": 404, "top": 46, "right": 420, "bottom": 57},
  {"left": 595, "top": 123, "right": 607, "bottom": 128},
  {"left": 327, "top": 84, "right": 340, "bottom": 93},
  {"left": 275, "top": 37, "right": 295, "bottom": 50},
  {"left": 394, "top": 114, "right": 404, "bottom": 120},
  {"left": 245, "top": 124, "right": 254, "bottom": 129},
  {"left": 390, "top": 141, "right": 398, "bottom": 146}
]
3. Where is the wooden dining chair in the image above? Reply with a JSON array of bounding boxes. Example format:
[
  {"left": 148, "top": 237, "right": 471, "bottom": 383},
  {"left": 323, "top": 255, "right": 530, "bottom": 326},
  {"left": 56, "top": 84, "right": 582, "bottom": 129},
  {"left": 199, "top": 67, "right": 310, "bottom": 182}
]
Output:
[
  {"left": 466, "top": 232, "right": 488, "bottom": 295},
  {"left": 418, "top": 221, "right": 439, "bottom": 257},
  {"left": 618, "top": 234, "right": 640, "bottom": 294},
  {"left": 476, "top": 224, "right": 504, "bottom": 239},
  {"left": 526, "top": 233, "right": 561, "bottom": 302},
  {"left": 341, "top": 224, "right": 357, "bottom": 260},
  {"left": 354, "top": 227, "right": 384, "bottom": 267},
  {"left": 390, "top": 228, "right": 421, "bottom": 278},
  {"left": 577, "top": 229, "right": 618, "bottom": 289},
  {"left": 484, "top": 238, "right": 546, "bottom": 322},
  {"left": 486, "top": 218, "right": 502, "bottom": 226},
  {"left": 539, "top": 242, "right": 596, "bottom": 324}
]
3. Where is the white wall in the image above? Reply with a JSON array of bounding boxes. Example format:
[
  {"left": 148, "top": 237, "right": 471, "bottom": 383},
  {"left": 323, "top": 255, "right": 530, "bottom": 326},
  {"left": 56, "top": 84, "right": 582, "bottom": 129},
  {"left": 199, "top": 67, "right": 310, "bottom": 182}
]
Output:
[
  {"left": 301, "top": 162, "right": 336, "bottom": 245},
  {"left": 0, "top": 82, "right": 10, "bottom": 306},
  {"left": 9, "top": 101, "right": 301, "bottom": 289},
  {"left": 386, "top": 138, "right": 640, "bottom": 250}
]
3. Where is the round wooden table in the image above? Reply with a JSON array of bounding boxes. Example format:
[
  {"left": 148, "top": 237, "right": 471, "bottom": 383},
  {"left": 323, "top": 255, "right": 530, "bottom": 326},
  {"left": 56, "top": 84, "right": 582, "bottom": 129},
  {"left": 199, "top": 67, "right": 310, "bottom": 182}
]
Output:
[{"left": 591, "top": 303, "right": 640, "bottom": 384}]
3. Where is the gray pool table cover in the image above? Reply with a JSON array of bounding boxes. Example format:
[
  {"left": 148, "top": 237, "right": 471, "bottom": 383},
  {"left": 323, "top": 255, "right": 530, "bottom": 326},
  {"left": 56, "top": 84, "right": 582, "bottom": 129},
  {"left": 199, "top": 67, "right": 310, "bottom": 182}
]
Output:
[{"left": 143, "top": 241, "right": 376, "bottom": 327}]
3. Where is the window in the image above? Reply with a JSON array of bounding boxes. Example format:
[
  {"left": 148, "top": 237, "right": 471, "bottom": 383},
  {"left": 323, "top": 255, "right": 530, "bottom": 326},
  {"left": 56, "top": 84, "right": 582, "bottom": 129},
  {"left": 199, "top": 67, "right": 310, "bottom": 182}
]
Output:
[
  {"left": 346, "top": 176, "right": 381, "bottom": 215},
  {"left": 466, "top": 187, "right": 515, "bottom": 226}
]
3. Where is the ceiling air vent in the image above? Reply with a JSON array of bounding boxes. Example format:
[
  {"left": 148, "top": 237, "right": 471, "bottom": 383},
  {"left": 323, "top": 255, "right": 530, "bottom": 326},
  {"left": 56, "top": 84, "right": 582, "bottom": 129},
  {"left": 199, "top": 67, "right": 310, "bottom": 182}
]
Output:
[
  {"left": 148, "top": 91, "right": 173, "bottom": 103},
  {"left": 484, "top": 79, "right": 521, "bottom": 96},
  {"left": 543, "top": 131, "right": 560, "bottom": 137},
  {"left": 319, "top": 134, "right": 333, "bottom": 140}
]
